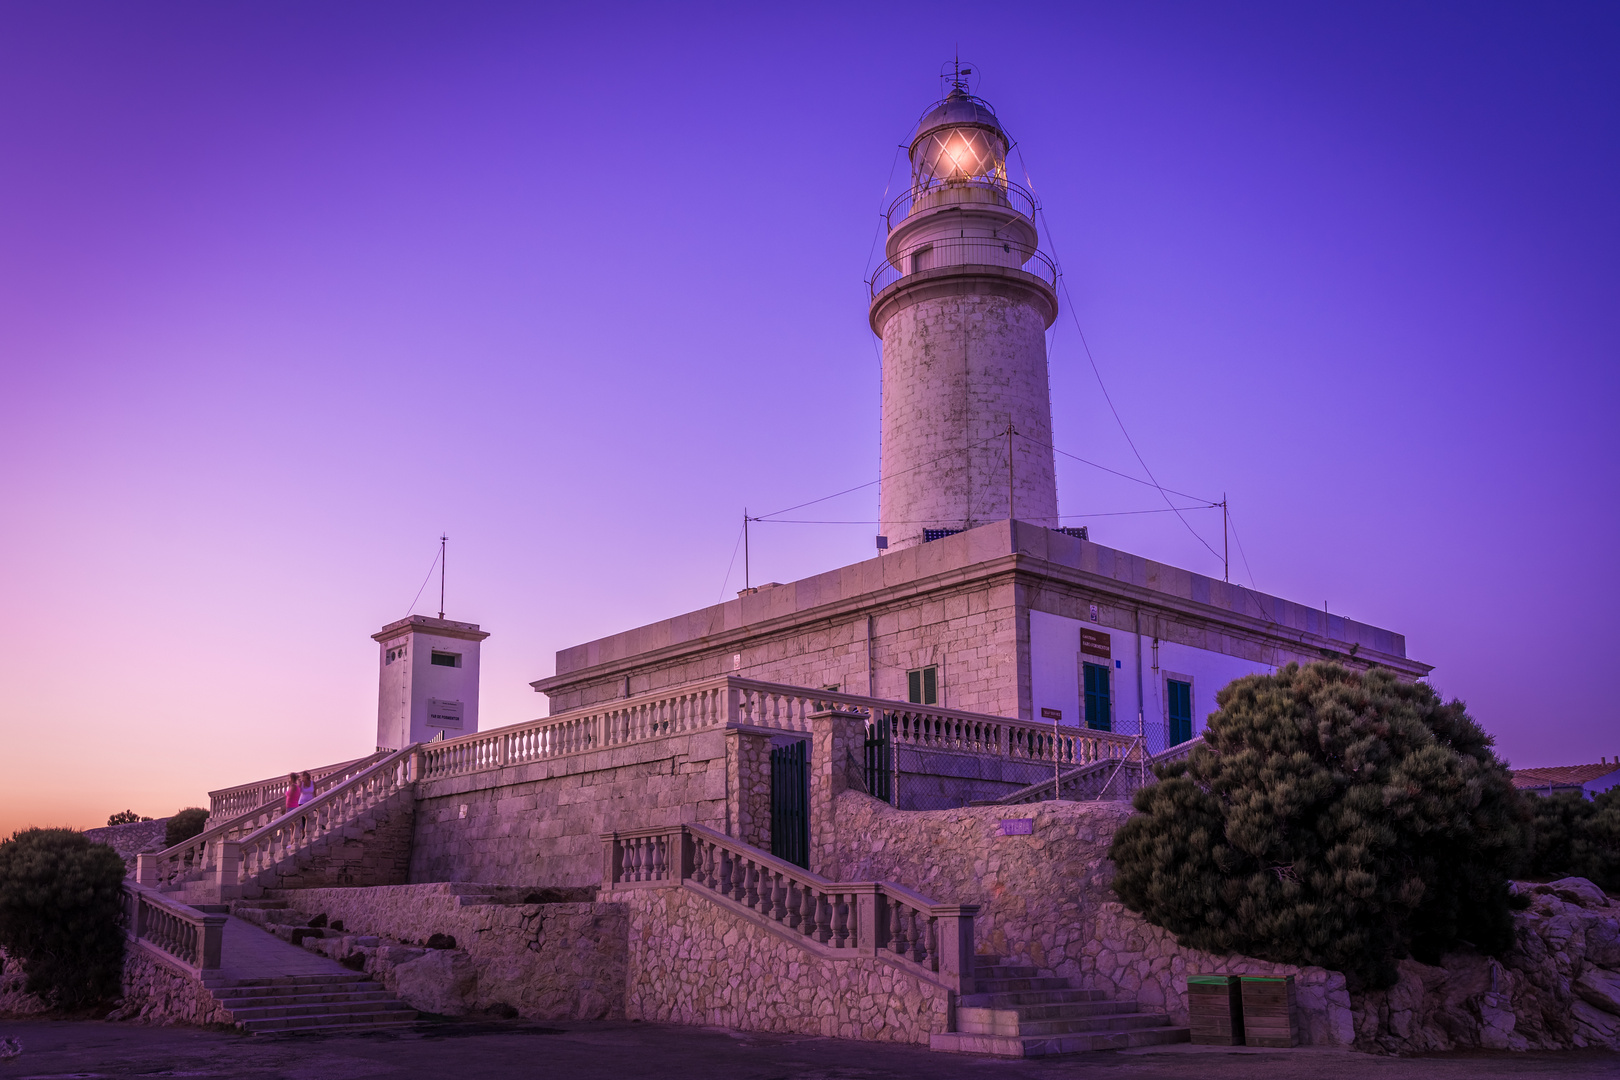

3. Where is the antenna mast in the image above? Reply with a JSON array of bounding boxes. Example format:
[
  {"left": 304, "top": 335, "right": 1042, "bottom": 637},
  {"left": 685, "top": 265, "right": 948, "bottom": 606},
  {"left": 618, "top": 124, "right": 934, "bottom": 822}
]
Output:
[
  {"left": 743, "top": 510, "right": 750, "bottom": 591},
  {"left": 438, "top": 534, "right": 447, "bottom": 619}
]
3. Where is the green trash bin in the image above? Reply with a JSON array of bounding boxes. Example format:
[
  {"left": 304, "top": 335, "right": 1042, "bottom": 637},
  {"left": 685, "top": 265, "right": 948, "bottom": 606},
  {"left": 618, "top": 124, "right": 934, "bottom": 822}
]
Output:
[{"left": 1187, "top": 975, "right": 1243, "bottom": 1045}]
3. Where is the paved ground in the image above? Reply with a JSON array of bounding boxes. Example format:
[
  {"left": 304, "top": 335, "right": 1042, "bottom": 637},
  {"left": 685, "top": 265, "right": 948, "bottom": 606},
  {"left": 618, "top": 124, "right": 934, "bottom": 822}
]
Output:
[
  {"left": 1, "top": 1018, "right": 1617, "bottom": 1079},
  {"left": 214, "top": 916, "right": 351, "bottom": 982}
]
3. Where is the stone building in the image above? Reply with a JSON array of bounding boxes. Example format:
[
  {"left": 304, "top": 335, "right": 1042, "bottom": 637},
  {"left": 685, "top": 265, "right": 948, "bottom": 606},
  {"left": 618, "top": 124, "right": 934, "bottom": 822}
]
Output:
[{"left": 118, "top": 78, "right": 1497, "bottom": 1056}]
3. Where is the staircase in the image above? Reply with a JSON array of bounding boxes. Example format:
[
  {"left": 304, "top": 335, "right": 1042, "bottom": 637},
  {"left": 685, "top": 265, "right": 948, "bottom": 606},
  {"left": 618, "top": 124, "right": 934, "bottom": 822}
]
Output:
[
  {"left": 203, "top": 971, "right": 417, "bottom": 1034},
  {"left": 931, "top": 956, "right": 1189, "bottom": 1056}
]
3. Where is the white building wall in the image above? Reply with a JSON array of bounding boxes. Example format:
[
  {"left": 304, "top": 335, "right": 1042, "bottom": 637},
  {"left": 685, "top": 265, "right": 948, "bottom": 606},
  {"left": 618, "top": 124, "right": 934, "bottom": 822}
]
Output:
[
  {"left": 1030, "top": 609, "right": 1276, "bottom": 754},
  {"left": 374, "top": 619, "right": 485, "bottom": 751}
]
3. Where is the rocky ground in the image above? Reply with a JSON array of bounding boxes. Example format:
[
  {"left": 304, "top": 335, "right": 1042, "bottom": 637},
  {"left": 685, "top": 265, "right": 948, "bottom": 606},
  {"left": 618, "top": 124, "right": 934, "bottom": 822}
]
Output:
[{"left": 1352, "top": 876, "right": 1620, "bottom": 1053}]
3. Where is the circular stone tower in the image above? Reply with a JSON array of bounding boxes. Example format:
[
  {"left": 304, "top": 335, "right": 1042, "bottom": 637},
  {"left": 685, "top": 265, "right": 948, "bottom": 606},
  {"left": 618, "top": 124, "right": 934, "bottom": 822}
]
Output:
[{"left": 870, "top": 83, "right": 1060, "bottom": 551}]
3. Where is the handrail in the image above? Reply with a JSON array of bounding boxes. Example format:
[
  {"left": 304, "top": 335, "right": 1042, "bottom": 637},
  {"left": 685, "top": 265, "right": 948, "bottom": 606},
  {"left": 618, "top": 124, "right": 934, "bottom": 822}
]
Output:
[
  {"left": 417, "top": 675, "right": 1137, "bottom": 785},
  {"left": 885, "top": 176, "right": 1039, "bottom": 231},
  {"left": 601, "top": 823, "right": 978, "bottom": 994},
  {"left": 122, "top": 880, "right": 225, "bottom": 974},
  {"left": 1152, "top": 736, "right": 1202, "bottom": 766},
  {"left": 207, "top": 750, "right": 389, "bottom": 818},
  {"left": 143, "top": 752, "right": 392, "bottom": 892},
  {"left": 991, "top": 734, "right": 1207, "bottom": 804},
  {"left": 226, "top": 746, "right": 415, "bottom": 890},
  {"left": 868, "top": 236, "right": 1058, "bottom": 301}
]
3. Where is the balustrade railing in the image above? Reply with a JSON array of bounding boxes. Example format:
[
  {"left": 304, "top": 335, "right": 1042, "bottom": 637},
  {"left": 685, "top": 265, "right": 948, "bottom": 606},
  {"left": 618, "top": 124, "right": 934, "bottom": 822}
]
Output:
[
  {"left": 884, "top": 176, "right": 1039, "bottom": 231},
  {"left": 869, "top": 236, "right": 1057, "bottom": 301},
  {"left": 145, "top": 752, "right": 391, "bottom": 892},
  {"left": 122, "top": 881, "right": 224, "bottom": 974},
  {"left": 207, "top": 750, "right": 389, "bottom": 818},
  {"left": 419, "top": 675, "right": 1135, "bottom": 786},
  {"left": 601, "top": 823, "right": 977, "bottom": 993},
  {"left": 221, "top": 747, "right": 413, "bottom": 891}
]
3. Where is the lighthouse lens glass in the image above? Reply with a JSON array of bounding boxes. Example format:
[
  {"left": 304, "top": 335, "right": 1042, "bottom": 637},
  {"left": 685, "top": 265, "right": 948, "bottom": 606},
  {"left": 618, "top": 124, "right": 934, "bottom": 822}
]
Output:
[{"left": 914, "top": 126, "right": 1006, "bottom": 187}]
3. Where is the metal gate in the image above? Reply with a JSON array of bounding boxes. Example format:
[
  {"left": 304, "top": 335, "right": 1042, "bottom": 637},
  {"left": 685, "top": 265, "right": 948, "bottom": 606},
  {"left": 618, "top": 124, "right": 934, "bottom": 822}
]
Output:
[
  {"left": 864, "top": 713, "right": 893, "bottom": 805},
  {"left": 770, "top": 739, "right": 810, "bottom": 868}
]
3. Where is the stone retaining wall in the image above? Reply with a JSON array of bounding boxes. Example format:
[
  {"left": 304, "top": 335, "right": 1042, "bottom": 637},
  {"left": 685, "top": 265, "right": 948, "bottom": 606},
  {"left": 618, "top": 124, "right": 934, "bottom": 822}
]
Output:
[
  {"left": 831, "top": 791, "right": 1353, "bottom": 1044},
  {"left": 110, "top": 946, "right": 233, "bottom": 1027},
  {"left": 409, "top": 729, "right": 733, "bottom": 887},
  {"left": 268, "top": 791, "right": 414, "bottom": 890},
  {"left": 617, "top": 884, "right": 950, "bottom": 1043},
  {"left": 263, "top": 883, "right": 626, "bottom": 1020}
]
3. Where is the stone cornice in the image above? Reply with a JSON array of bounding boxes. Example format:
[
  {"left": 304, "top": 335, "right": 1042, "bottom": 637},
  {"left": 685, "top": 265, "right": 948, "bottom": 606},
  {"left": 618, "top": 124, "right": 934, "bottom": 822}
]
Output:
[
  {"left": 532, "top": 541, "right": 1428, "bottom": 698},
  {"left": 373, "top": 615, "right": 490, "bottom": 644}
]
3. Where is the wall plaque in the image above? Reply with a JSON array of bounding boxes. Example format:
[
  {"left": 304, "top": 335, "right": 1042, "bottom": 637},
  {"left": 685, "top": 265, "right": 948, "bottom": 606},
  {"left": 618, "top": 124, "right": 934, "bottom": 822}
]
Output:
[
  {"left": 427, "top": 698, "right": 464, "bottom": 729},
  {"left": 1040, "top": 707, "right": 1062, "bottom": 720},
  {"left": 1000, "top": 818, "right": 1035, "bottom": 836},
  {"left": 1080, "top": 628, "right": 1112, "bottom": 659}
]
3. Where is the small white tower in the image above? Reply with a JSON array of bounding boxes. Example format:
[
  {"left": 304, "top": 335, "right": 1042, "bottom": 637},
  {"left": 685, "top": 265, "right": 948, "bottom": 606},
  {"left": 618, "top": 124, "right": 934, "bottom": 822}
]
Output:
[
  {"left": 372, "top": 615, "right": 489, "bottom": 751},
  {"left": 870, "top": 73, "right": 1061, "bottom": 550}
]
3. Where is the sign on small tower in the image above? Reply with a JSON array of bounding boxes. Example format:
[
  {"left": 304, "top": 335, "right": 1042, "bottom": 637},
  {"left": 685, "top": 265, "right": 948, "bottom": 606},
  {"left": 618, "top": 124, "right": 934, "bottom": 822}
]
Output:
[{"left": 372, "top": 615, "right": 490, "bottom": 751}]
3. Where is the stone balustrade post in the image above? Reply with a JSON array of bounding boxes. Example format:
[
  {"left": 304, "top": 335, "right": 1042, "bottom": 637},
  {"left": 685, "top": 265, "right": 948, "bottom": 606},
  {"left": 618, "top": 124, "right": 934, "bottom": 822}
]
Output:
[
  {"left": 808, "top": 708, "right": 869, "bottom": 880},
  {"left": 135, "top": 853, "right": 158, "bottom": 888},
  {"left": 214, "top": 840, "right": 241, "bottom": 900},
  {"left": 850, "top": 883, "right": 881, "bottom": 955},
  {"left": 930, "top": 904, "right": 980, "bottom": 995},
  {"left": 408, "top": 748, "right": 422, "bottom": 782},
  {"left": 198, "top": 913, "right": 227, "bottom": 970}
]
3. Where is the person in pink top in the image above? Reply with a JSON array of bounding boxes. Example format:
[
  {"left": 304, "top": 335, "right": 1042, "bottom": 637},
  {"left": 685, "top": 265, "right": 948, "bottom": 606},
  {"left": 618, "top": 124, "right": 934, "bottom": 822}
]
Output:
[{"left": 283, "top": 772, "right": 300, "bottom": 812}]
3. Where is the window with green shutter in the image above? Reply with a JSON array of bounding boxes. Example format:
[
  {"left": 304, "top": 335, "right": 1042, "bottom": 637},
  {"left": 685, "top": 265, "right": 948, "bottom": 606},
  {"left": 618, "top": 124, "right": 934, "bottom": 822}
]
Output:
[
  {"left": 1168, "top": 679, "right": 1193, "bottom": 746},
  {"left": 907, "top": 666, "right": 938, "bottom": 706},
  {"left": 1082, "top": 662, "right": 1112, "bottom": 731}
]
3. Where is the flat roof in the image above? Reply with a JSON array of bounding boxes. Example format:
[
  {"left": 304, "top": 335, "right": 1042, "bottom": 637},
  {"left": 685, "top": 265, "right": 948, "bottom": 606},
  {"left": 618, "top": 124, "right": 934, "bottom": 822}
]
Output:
[{"left": 534, "top": 519, "right": 1421, "bottom": 693}]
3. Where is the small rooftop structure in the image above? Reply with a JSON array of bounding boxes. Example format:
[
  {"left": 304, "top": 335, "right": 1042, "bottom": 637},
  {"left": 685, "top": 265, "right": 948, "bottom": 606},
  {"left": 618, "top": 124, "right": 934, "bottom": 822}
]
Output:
[{"left": 1511, "top": 761, "right": 1620, "bottom": 798}]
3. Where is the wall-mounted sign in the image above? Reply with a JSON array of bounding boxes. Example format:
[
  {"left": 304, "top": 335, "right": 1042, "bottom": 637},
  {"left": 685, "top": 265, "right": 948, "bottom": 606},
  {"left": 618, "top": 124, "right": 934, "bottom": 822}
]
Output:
[
  {"left": 1081, "top": 628, "right": 1112, "bottom": 659},
  {"left": 427, "top": 698, "right": 464, "bottom": 729},
  {"left": 1040, "top": 707, "right": 1062, "bottom": 721},
  {"left": 999, "top": 818, "right": 1035, "bottom": 836}
]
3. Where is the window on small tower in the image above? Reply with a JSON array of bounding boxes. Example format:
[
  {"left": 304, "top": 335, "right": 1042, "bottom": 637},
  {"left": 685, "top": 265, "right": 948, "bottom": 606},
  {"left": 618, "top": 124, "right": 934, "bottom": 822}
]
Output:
[{"left": 431, "top": 651, "right": 461, "bottom": 668}]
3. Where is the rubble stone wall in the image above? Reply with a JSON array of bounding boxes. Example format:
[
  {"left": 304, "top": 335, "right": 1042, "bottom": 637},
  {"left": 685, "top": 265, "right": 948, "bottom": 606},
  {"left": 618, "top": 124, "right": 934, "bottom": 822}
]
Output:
[
  {"left": 832, "top": 791, "right": 1354, "bottom": 1044},
  {"left": 617, "top": 883, "right": 950, "bottom": 1043},
  {"left": 112, "top": 946, "right": 232, "bottom": 1027}
]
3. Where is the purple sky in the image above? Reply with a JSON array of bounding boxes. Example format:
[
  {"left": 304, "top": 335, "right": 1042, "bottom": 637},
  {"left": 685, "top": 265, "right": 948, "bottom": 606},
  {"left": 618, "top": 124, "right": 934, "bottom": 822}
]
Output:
[{"left": 2, "top": 3, "right": 1616, "bottom": 834}]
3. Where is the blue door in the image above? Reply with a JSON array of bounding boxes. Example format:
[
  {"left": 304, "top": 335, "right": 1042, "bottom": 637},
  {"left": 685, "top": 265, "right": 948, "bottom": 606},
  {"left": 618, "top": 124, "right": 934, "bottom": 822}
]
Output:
[
  {"left": 1168, "top": 679, "right": 1193, "bottom": 746},
  {"left": 1082, "top": 662, "right": 1112, "bottom": 731}
]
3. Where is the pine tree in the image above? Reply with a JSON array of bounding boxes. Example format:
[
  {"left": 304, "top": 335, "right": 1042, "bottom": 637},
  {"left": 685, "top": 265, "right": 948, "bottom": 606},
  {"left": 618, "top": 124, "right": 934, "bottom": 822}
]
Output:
[{"left": 1110, "top": 662, "right": 1527, "bottom": 989}]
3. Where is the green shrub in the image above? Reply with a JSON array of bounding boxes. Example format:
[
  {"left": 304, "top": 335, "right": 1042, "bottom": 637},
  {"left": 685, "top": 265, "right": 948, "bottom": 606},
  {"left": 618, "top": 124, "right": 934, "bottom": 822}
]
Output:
[
  {"left": 1522, "top": 789, "right": 1620, "bottom": 890},
  {"left": 1109, "top": 662, "right": 1527, "bottom": 989},
  {"left": 163, "top": 808, "right": 209, "bottom": 849},
  {"left": 0, "top": 828, "right": 128, "bottom": 1007},
  {"left": 105, "top": 810, "right": 150, "bottom": 826}
]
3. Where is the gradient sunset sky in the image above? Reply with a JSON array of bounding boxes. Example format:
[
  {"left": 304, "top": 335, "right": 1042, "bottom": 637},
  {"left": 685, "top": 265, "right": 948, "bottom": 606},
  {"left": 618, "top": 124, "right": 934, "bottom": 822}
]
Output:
[{"left": 2, "top": 2, "right": 1616, "bottom": 835}]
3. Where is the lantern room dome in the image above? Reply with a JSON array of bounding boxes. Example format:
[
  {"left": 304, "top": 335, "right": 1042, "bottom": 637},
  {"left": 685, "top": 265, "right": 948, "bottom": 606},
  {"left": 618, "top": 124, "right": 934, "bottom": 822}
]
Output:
[{"left": 909, "top": 88, "right": 1009, "bottom": 188}]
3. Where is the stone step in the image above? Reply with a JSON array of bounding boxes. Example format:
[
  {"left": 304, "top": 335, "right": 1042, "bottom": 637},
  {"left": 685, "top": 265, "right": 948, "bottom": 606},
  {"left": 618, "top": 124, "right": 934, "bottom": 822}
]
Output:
[
  {"left": 227, "top": 997, "right": 413, "bottom": 1022},
  {"left": 207, "top": 973, "right": 369, "bottom": 991},
  {"left": 958, "top": 1008, "right": 1172, "bottom": 1038},
  {"left": 215, "top": 988, "right": 394, "bottom": 1010},
  {"left": 957, "top": 1000, "right": 1139, "bottom": 1029},
  {"left": 238, "top": 1006, "right": 419, "bottom": 1033},
  {"left": 970, "top": 977, "right": 1085, "bottom": 994},
  {"left": 256, "top": 1016, "right": 420, "bottom": 1036},
  {"left": 958, "top": 988, "right": 1108, "bottom": 1008},
  {"left": 974, "top": 965, "right": 1039, "bottom": 980},
  {"left": 931, "top": 1025, "right": 1190, "bottom": 1057}
]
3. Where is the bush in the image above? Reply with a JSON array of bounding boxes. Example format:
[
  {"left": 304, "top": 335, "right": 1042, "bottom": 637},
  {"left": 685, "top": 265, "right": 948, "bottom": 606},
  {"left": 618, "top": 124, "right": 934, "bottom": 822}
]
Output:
[
  {"left": 105, "top": 811, "right": 150, "bottom": 827},
  {"left": 1522, "top": 789, "right": 1620, "bottom": 890},
  {"left": 163, "top": 808, "right": 209, "bottom": 849},
  {"left": 1109, "top": 662, "right": 1527, "bottom": 989},
  {"left": 0, "top": 828, "right": 128, "bottom": 1007}
]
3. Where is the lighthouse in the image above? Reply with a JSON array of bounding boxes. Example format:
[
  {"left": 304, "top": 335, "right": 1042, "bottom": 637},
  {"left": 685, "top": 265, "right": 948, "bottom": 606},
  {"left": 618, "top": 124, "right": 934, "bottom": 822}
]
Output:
[{"left": 870, "top": 75, "right": 1061, "bottom": 550}]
